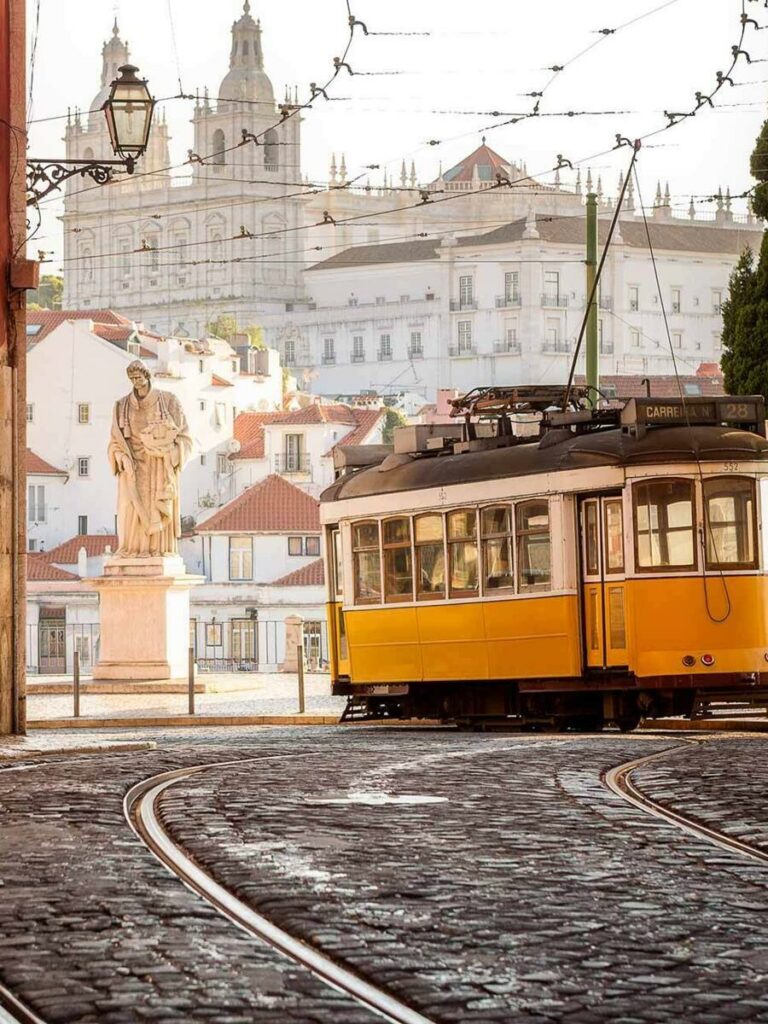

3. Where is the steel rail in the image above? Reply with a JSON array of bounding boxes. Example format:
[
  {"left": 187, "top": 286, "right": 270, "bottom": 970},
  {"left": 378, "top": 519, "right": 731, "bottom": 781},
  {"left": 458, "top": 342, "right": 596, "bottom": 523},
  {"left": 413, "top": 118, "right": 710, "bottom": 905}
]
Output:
[
  {"left": 124, "top": 756, "right": 437, "bottom": 1024},
  {"left": 0, "top": 985, "right": 47, "bottom": 1024},
  {"left": 604, "top": 742, "right": 768, "bottom": 865}
]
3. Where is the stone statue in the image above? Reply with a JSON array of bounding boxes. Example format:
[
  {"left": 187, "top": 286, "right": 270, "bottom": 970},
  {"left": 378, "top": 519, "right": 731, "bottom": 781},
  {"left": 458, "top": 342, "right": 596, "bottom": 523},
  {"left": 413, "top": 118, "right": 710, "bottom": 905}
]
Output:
[{"left": 109, "top": 360, "right": 192, "bottom": 558}]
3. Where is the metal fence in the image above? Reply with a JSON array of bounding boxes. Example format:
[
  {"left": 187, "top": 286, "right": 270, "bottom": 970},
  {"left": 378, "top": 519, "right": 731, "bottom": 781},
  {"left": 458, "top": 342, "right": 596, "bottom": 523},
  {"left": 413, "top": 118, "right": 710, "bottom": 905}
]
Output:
[
  {"left": 27, "top": 623, "right": 101, "bottom": 675},
  {"left": 190, "top": 618, "right": 329, "bottom": 673}
]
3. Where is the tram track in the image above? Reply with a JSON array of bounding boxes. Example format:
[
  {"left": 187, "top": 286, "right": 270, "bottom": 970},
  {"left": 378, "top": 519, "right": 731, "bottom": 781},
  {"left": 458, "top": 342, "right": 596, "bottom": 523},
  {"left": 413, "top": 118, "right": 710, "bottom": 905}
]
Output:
[
  {"left": 604, "top": 741, "right": 768, "bottom": 866},
  {"left": 124, "top": 754, "right": 437, "bottom": 1024}
]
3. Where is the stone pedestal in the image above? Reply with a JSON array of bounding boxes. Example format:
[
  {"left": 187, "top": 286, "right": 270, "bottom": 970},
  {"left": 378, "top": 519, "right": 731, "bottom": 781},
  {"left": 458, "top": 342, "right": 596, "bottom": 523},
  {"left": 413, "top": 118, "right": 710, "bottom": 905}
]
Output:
[
  {"left": 87, "top": 556, "right": 203, "bottom": 682},
  {"left": 279, "top": 615, "right": 305, "bottom": 673}
]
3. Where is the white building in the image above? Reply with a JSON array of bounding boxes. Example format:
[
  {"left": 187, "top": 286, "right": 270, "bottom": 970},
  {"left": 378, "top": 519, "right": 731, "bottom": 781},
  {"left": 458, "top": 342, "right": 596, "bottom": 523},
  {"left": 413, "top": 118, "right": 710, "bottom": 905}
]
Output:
[
  {"left": 25, "top": 309, "right": 283, "bottom": 548},
  {"left": 263, "top": 199, "right": 762, "bottom": 401}
]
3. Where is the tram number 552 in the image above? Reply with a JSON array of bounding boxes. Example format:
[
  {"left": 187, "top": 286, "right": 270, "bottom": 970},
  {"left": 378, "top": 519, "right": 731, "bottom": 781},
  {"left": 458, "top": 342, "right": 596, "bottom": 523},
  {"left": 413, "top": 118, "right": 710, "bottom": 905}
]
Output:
[{"left": 723, "top": 462, "right": 739, "bottom": 472}]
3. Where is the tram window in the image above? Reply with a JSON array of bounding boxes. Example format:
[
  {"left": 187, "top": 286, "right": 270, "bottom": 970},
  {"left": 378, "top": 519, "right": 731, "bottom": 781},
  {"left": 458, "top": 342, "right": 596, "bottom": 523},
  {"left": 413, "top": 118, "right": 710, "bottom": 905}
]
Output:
[
  {"left": 352, "top": 521, "right": 381, "bottom": 604},
  {"left": 634, "top": 479, "right": 695, "bottom": 570},
  {"left": 516, "top": 500, "right": 551, "bottom": 590},
  {"left": 584, "top": 501, "right": 600, "bottom": 576},
  {"left": 415, "top": 514, "right": 445, "bottom": 600},
  {"left": 383, "top": 518, "right": 413, "bottom": 601},
  {"left": 481, "top": 506, "right": 514, "bottom": 590},
  {"left": 704, "top": 477, "right": 757, "bottom": 569},
  {"left": 604, "top": 499, "right": 625, "bottom": 574},
  {"left": 332, "top": 530, "right": 343, "bottom": 598},
  {"left": 448, "top": 509, "right": 479, "bottom": 596}
]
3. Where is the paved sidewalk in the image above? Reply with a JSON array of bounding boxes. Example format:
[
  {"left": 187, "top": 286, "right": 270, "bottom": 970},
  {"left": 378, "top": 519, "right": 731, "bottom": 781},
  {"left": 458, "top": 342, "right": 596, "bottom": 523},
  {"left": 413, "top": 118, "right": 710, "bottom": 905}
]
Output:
[
  {"left": 0, "top": 733, "right": 155, "bottom": 760},
  {"left": 27, "top": 672, "right": 347, "bottom": 725}
]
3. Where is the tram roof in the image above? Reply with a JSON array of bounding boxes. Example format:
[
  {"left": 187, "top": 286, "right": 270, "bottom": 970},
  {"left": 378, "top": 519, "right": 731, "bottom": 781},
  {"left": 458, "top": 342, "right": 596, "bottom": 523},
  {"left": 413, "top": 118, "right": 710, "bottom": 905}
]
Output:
[{"left": 321, "top": 426, "right": 768, "bottom": 504}]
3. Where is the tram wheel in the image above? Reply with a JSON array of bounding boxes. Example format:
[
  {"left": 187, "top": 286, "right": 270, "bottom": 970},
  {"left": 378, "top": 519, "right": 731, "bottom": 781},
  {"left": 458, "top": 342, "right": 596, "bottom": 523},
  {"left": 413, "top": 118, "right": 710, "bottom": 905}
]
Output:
[
  {"left": 617, "top": 714, "right": 641, "bottom": 733},
  {"left": 562, "top": 715, "right": 604, "bottom": 733}
]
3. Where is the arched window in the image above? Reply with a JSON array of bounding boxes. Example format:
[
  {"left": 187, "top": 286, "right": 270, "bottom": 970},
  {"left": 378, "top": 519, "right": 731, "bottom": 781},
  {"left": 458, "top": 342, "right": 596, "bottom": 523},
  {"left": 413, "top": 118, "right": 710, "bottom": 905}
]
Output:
[
  {"left": 264, "top": 129, "right": 279, "bottom": 171},
  {"left": 212, "top": 129, "right": 226, "bottom": 165},
  {"left": 83, "top": 147, "right": 94, "bottom": 162},
  {"left": 81, "top": 247, "right": 93, "bottom": 284}
]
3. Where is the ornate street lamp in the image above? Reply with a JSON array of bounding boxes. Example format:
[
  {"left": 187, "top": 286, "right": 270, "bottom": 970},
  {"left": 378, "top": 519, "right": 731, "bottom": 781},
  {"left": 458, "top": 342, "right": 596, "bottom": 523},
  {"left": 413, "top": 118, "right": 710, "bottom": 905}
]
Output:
[{"left": 27, "top": 64, "right": 155, "bottom": 205}]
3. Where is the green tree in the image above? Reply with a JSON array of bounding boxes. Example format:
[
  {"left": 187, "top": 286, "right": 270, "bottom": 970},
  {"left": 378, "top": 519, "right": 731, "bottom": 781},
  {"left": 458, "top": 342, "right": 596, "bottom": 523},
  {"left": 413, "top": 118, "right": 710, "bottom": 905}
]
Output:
[
  {"left": 28, "top": 274, "right": 63, "bottom": 310},
  {"left": 750, "top": 118, "right": 768, "bottom": 221},
  {"left": 206, "top": 313, "right": 238, "bottom": 340},
  {"left": 381, "top": 406, "right": 408, "bottom": 444}
]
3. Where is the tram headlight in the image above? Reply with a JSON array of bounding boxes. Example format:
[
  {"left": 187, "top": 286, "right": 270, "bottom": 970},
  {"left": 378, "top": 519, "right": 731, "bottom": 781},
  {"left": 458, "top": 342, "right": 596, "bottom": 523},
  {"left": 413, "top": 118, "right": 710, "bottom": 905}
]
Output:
[{"left": 682, "top": 655, "right": 696, "bottom": 668}]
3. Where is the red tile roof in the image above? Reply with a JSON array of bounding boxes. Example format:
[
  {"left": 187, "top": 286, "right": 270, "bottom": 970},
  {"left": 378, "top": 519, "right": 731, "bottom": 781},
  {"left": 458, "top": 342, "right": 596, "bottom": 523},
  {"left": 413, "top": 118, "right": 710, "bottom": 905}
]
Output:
[
  {"left": 232, "top": 411, "right": 285, "bottom": 460},
  {"left": 25, "top": 449, "right": 66, "bottom": 476},
  {"left": 574, "top": 373, "right": 725, "bottom": 398},
  {"left": 271, "top": 558, "right": 325, "bottom": 587},
  {"left": 324, "top": 408, "right": 384, "bottom": 456},
  {"left": 26, "top": 310, "right": 132, "bottom": 348},
  {"left": 211, "top": 374, "right": 234, "bottom": 388},
  {"left": 90, "top": 324, "right": 157, "bottom": 357},
  {"left": 441, "top": 142, "right": 515, "bottom": 184},
  {"left": 197, "top": 474, "right": 320, "bottom": 533},
  {"left": 278, "top": 404, "right": 358, "bottom": 426},
  {"left": 26, "top": 555, "right": 80, "bottom": 582},
  {"left": 44, "top": 534, "right": 118, "bottom": 562}
]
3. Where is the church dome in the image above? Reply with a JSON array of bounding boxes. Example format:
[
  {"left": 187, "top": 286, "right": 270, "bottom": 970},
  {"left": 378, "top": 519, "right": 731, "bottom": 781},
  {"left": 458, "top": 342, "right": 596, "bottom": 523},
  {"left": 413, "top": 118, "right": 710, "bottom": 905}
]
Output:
[
  {"left": 89, "top": 21, "right": 130, "bottom": 129},
  {"left": 218, "top": 2, "right": 274, "bottom": 108}
]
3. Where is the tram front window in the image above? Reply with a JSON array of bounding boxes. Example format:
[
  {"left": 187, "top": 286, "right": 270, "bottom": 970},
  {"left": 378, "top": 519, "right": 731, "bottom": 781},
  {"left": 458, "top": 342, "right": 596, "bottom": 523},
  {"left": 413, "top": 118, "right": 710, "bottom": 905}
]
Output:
[
  {"left": 416, "top": 514, "right": 445, "bottom": 599},
  {"left": 352, "top": 521, "right": 381, "bottom": 603},
  {"left": 448, "top": 509, "right": 479, "bottom": 596},
  {"left": 482, "top": 506, "right": 514, "bottom": 590},
  {"left": 383, "top": 517, "right": 413, "bottom": 601},
  {"left": 517, "top": 500, "right": 551, "bottom": 590},
  {"left": 634, "top": 479, "right": 695, "bottom": 570},
  {"left": 704, "top": 477, "right": 757, "bottom": 568}
]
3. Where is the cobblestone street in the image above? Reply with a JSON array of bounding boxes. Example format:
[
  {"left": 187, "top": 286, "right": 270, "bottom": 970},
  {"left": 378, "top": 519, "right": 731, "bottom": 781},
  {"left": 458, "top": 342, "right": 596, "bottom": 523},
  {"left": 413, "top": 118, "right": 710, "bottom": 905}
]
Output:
[{"left": 2, "top": 729, "right": 768, "bottom": 1023}]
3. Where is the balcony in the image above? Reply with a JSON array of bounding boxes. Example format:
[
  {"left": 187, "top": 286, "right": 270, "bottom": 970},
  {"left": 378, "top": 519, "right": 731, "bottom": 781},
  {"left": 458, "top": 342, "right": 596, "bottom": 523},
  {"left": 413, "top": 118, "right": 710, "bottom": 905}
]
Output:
[
  {"left": 408, "top": 347, "right": 424, "bottom": 360},
  {"left": 274, "top": 453, "right": 311, "bottom": 476},
  {"left": 321, "top": 353, "right": 336, "bottom": 365},
  {"left": 450, "top": 299, "right": 478, "bottom": 311},
  {"left": 448, "top": 344, "right": 477, "bottom": 358},
  {"left": 600, "top": 341, "right": 614, "bottom": 355},
  {"left": 629, "top": 300, "right": 639, "bottom": 312},
  {"left": 351, "top": 351, "right": 366, "bottom": 363},
  {"left": 542, "top": 340, "right": 572, "bottom": 354},
  {"left": 377, "top": 349, "right": 393, "bottom": 361},
  {"left": 598, "top": 296, "right": 613, "bottom": 310},
  {"left": 493, "top": 340, "right": 521, "bottom": 355},
  {"left": 495, "top": 294, "right": 521, "bottom": 308},
  {"left": 541, "top": 293, "right": 569, "bottom": 308}
]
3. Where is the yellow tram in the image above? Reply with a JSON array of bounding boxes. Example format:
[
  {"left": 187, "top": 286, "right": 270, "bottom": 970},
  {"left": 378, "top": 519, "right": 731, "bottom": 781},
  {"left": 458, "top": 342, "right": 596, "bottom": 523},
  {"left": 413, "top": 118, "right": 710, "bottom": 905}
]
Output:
[{"left": 320, "top": 387, "right": 768, "bottom": 729}]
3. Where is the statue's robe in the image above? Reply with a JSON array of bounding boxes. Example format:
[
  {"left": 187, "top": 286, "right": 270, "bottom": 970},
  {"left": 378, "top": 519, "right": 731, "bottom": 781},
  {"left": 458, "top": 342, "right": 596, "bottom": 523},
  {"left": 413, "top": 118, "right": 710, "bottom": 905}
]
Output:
[{"left": 108, "top": 388, "right": 192, "bottom": 557}]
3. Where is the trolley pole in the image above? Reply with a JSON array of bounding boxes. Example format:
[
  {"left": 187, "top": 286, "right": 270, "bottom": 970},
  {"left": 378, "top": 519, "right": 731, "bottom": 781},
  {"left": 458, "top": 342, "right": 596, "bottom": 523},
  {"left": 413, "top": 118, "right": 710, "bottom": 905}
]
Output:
[
  {"left": 73, "top": 650, "right": 80, "bottom": 719},
  {"left": 297, "top": 645, "right": 305, "bottom": 715},
  {"left": 585, "top": 192, "right": 599, "bottom": 407}
]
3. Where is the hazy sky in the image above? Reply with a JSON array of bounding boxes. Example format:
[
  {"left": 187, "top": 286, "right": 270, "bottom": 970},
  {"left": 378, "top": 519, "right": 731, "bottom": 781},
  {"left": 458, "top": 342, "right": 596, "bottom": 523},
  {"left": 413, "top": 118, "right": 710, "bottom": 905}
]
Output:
[{"left": 27, "top": 0, "right": 767, "bottom": 268}]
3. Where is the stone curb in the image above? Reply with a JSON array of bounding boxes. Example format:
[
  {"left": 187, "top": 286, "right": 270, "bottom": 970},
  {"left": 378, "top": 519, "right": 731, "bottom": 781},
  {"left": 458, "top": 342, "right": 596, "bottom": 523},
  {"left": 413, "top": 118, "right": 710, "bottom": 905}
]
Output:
[
  {"left": 0, "top": 741, "right": 156, "bottom": 760},
  {"left": 28, "top": 714, "right": 342, "bottom": 729}
]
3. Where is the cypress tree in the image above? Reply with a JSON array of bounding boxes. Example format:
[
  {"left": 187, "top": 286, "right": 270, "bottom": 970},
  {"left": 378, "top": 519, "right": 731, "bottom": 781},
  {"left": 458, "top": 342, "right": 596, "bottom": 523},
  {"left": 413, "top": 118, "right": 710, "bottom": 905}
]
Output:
[{"left": 720, "top": 121, "right": 768, "bottom": 398}]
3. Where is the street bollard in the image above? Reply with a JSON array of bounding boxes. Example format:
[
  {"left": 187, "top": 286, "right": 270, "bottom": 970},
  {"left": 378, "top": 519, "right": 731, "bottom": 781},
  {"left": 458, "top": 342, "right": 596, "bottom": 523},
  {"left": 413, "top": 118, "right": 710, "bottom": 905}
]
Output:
[
  {"left": 73, "top": 650, "right": 80, "bottom": 718},
  {"left": 297, "top": 644, "right": 305, "bottom": 715},
  {"left": 188, "top": 646, "right": 195, "bottom": 716}
]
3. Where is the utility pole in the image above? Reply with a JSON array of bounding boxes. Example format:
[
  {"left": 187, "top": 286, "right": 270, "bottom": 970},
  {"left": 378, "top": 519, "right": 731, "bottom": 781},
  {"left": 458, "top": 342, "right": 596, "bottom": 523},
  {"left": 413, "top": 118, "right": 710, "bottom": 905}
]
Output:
[
  {"left": 585, "top": 192, "right": 599, "bottom": 407},
  {"left": 0, "top": 0, "right": 34, "bottom": 735}
]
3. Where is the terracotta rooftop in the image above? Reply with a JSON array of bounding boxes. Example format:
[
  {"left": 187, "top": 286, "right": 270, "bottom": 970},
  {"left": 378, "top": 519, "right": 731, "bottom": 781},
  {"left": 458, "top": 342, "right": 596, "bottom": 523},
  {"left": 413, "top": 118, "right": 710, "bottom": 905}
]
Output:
[
  {"left": 232, "top": 411, "right": 285, "bottom": 460},
  {"left": 309, "top": 216, "right": 762, "bottom": 271},
  {"left": 211, "top": 374, "right": 234, "bottom": 388},
  {"left": 324, "top": 408, "right": 384, "bottom": 457},
  {"left": 231, "top": 405, "right": 363, "bottom": 461},
  {"left": 44, "top": 533, "right": 118, "bottom": 563},
  {"left": 441, "top": 142, "right": 516, "bottom": 184},
  {"left": 574, "top": 372, "right": 725, "bottom": 399},
  {"left": 26, "top": 449, "right": 66, "bottom": 476},
  {"left": 271, "top": 558, "right": 325, "bottom": 587},
  {"left": 26, "top": 310, "right": 132, "bottom": 348},
  {"left": 196, "top": 474, "right": 321, "bottom": 534},
  {"left": 27, "top": 554, "right": 80, "bottom": 582}
]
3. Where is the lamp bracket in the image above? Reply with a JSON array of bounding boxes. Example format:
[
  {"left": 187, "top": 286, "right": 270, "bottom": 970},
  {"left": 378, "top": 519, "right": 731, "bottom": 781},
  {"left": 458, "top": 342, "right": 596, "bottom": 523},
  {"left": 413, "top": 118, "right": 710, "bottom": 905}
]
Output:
[{"left": 26, "top": 157, "right": 134, "bottom": 205}]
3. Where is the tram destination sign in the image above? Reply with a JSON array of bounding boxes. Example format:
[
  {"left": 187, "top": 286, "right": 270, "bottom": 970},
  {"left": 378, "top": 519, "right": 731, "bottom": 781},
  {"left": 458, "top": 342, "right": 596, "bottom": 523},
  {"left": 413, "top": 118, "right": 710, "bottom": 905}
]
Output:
[{"left": 622, "top": 396, "right": 765, "bottom": 430}]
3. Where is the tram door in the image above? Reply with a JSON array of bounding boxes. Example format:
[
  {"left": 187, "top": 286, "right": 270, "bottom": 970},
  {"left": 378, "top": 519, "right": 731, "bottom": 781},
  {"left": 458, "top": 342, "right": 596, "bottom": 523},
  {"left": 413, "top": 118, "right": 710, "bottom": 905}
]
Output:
[{"left": 580, "top": 496, "right": 629, "bottom": 669}]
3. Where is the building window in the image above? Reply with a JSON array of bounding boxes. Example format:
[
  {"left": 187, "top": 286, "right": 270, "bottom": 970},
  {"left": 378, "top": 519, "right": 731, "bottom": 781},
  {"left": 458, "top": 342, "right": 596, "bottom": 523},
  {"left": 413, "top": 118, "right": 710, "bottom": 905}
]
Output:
[
  {"left": 305, "top": 535, "right": 321, "bottom": 557},
  {"left": 672, "top": 332, "right": 683, "bottom": 350},
  {"left": 216, "top": 453, "right": 228, "bottom": 475},
  {"left": 546, "top": 318, "right": 560, "bottom": 349},
  {"left": 713, "top": 333, "right": 722, "bottom": 352},
  {"left": 229, "top": 536, "right": 253, "bottom": 580},
  {"left": 288, "top": 536, "right": 304, "bottom": 556},
  {"left": 703, "top": 477, "right": 757, "bottom": 569},
  {"left": 264, "top": 128, "right": 279, "bottom": 171},
  {"left": 352, "top": 521, "right": 381, "bottom": 604},
  {"left": 28, "top": 485, "right": 46, "bottom": 524},
  {"left": 544, "top": 270, "right": 560, "bottom": 302},
  {"left": 447, "top": 509, "right": 479, "bottom": 597},
  {"left": 712, "top": 290, "right": 723, "bottom": 314},
  {"left": 284, "top": 339, "right": 296, "bottom": 366},
  {"left": 77, "top": 457, "right": 90, "bottom": 477},
  {"left": 198, "top": 359, "right": 205, "bottom": 374},
  {"left": 28, "top": 539, "right": 37, "bottom": 552},
  {"left": 352, "top": 336, "right": 365, "bottom": 362},
  {"left": 383, "top": 517, "right": 413, "bottom": 602},
  {"left": 199, "top": 400, "right": 206, "bottom": 411},
  {"left": 26, "top": 403, "right": 34, "bottom": 423},
  {"left": 409, "top": 331, "right": 423, "bottom": 357},
  {"left": 516, "top": 500, "right": 551, "bottom": 590},
  {"left": 629, "top": 286, "right": 639, "bottom": 312},
  {"left": 481, "top": 506, "right": 514, "bottom": 590},
  {"left": 457, "top": 320, "right": 473, "bottom": 353},
  {"left": 77, "top": 403, "right": 90, "bottom": 425},
  {"left": 415, "top": 513, "right": 445, "bottom": 600},
  {"left": 634, "top": 479, "right": 695, "bottom": 570},
  {"left": 212, "top": 128, "right": 226, "bottom": 165},
  {"left": 379, "top": 334, "right": 392, "bottom": 360},
  {"left": 323, "top": 337, "right": 335, "bottom": 364},
  {"left": 200, "top": 453, "right": 206, "bottom": 466},
  {"left": 459, "top": 275, "right": 474, "bottom": 306},
  {"left": 78, "top": 515, "right": 88, "bottom": 535},
  {"left": 631, "top": 329, "right": 641, "bottom": 348},
  {"left": 671, "top": 288, "right": 681, "bottom": 314},
  {"left": 504, "top": 271, "right": 520, "bottom": 304},
  {"left": 284, "top": 433, "right": 305, "bottom": 473}
]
